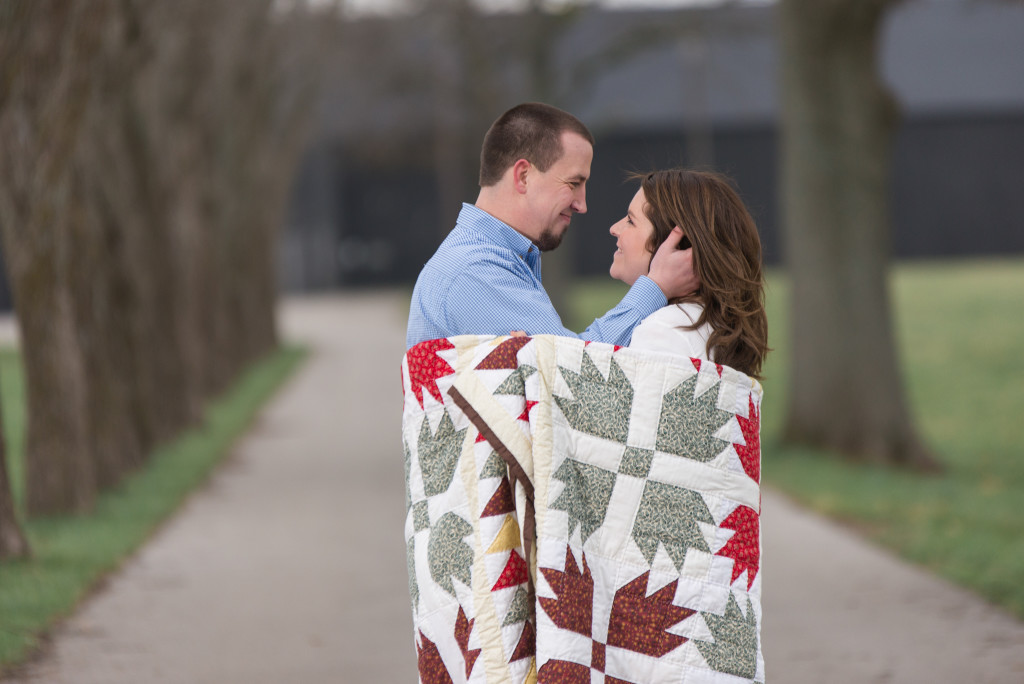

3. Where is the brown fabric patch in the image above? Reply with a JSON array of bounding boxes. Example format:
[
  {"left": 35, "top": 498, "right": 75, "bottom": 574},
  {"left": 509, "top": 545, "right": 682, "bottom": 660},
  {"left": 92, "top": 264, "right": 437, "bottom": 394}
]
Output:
[
  {"left": 475, "top": 336, "right": 533, "bottom": 370},
  {"left": 447, "top": 385, "right": 536, "bottom": 578}
]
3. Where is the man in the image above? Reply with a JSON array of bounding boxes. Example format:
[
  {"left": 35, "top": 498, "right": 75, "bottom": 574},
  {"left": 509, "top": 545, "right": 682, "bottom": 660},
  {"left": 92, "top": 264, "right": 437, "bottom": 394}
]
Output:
[{"left": 406, "top": 102, "right": 697, "bottom": 349}]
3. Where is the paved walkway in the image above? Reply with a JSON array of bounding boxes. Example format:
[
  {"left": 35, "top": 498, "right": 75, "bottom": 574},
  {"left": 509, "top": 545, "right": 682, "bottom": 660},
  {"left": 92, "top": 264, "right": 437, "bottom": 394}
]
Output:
[{"left": 5, "top": 292, "right": 1024, "bottom": 683}]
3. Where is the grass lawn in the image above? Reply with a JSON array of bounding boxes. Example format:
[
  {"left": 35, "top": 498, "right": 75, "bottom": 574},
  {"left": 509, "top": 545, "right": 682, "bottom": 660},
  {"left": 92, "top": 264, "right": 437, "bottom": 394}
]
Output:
[
  {"left": 0, "top": 345, "right": 307, "bottom": 670},
  {"left": 568, "top": 257, "right": 1024, "bottom": 619}
]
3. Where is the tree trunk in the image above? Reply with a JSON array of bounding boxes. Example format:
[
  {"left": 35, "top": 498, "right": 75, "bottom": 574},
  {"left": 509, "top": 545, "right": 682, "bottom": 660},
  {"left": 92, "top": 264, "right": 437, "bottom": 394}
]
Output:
[
  {"left": 66, "top": 170, "right": 147, "bottom": 490},
  {"left": 12, "top": 257, "right": 97, "bottom": 514},
  {"left": 0, "top": 386, "right": 30, "bottom": 560},
  {"left": 0, "top": 0, "right": 305, "bottom": 515},
  {"left": 0, "top": 1, "right": 104, "bottom": 514},
  {"left": 778, "top": 0, "right": 939, "bottom": 470}
]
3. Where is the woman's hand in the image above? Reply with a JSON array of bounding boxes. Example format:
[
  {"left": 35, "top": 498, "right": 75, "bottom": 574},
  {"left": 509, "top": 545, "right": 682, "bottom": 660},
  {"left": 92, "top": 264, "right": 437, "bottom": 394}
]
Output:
[
  {"left": 648, "top": 227, "right": 699, "bottom": 299},
  {"left": 509, "top": 330, "right": 527, "bottom": 338}
]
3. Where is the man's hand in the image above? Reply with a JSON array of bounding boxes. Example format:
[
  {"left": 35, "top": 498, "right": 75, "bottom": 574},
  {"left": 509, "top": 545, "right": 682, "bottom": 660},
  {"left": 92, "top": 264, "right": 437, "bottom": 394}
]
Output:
[{"left": 647, "top": 227, "right": 699, "bottom": 300}]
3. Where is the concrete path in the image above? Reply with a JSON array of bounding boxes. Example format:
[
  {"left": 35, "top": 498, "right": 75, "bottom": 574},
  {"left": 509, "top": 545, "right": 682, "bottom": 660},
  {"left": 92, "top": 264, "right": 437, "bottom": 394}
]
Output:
[{"left": 5, "top": 291, "right": 1024, "bottom": 683}]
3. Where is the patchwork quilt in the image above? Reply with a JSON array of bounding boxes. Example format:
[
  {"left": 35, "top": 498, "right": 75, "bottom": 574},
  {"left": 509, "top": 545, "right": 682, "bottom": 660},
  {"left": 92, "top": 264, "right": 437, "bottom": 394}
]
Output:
[{"left": 401, "top": 335, "right": 765, "bottom": 683}]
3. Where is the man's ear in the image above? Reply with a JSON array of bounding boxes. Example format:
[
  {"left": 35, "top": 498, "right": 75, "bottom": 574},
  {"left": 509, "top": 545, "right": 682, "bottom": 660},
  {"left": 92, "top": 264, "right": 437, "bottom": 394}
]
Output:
[{"left": 512, "top": 159, "right": 531, "bottom": 195}]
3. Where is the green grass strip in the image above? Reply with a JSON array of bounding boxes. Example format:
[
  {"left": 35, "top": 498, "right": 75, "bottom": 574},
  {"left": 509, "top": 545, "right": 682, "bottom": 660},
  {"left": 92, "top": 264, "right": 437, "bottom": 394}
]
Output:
[
  {"left": 568, "top": 257, "right": 1024, "bottom": 619},
  {"left": 0, "top": 345, "right": 307, "bottom": 669}
]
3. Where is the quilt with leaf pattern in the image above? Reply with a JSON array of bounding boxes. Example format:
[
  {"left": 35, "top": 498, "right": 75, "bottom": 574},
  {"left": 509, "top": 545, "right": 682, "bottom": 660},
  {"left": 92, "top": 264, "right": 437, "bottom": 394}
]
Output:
[{"left": 401, "top": 335, "right": 765, "bottom": 683}]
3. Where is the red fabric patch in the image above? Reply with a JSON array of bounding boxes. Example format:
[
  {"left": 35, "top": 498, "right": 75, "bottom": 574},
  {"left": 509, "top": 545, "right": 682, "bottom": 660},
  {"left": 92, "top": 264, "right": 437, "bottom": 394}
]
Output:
[
  {"left": 492, "top": 550, "right": 528, "bottom": 590},
  {"left": 716, "top": 504, "right": 760, "bottom": 589},
  {"left": 537, "top": 659, "right": 590, "bottom": 683},
  {"left": 476, "top": 336, "right": 532, "bottom": 370},
  {"left": 416, "top": 631, "right": 454, "bottom": 684},
  {"left": 516, "top": 400, "right": 538, "bottom": 423},
  {"left": 613, "top": 345, "right": 622, "bottom": 352},
  {"left": 733, "top": 395, "right": 761, "bottom": 483},
  {"left": 510, "top": 620, "right": 535, "bottom": 661},
  {"left": 455, "top": 606, "right": 481, "bottom": 679},
  {"left": 407, "top": 339, "right": 456, "bottom": 408},
  {"left": 591, "top": 640, "right": 606, "bottom": 672},
  {"left": 538, "top": 545, "right": 594, "bottom": 637},
  {"left": 691, "top": 358, "right": 702, "bottom": 372},
  {"left": 481, "top": 477, "right": 514, "bottom": 517},
  {"left": 606, "top": 572, "right": 694, "bottom": 657},
  {"left": 475, "top": 432, "right": 488, "bottom": 443}
]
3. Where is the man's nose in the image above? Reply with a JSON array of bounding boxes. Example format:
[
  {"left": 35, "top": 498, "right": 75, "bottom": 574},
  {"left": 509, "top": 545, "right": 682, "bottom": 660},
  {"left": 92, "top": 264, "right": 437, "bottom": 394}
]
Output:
[{"left": 573, "top": 193, "right": 587, "bottom": 214}]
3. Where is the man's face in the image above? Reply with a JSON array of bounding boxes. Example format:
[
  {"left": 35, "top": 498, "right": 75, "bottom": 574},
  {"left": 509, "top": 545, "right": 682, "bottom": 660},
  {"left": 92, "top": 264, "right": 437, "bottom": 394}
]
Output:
[{"left": 524, "top": 131, "right": 592, "bottom": 252}]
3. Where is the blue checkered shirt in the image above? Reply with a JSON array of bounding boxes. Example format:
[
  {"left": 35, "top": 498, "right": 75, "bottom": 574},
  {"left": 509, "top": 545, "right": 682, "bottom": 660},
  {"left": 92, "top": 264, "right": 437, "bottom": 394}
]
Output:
[{"left": 406, "top": 203, "right": 667, "bottom": 349}]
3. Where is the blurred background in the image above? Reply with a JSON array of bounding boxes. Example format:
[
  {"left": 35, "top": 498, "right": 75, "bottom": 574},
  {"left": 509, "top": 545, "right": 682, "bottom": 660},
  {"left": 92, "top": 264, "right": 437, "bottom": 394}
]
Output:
[
  {"left": 1, "top": 0, "right": 1023, "bottom": 680},
  {"left": 4, "top": 0, "right": 1022, "bottom": 307},
  {"left": 276, "top": 0, "right": 1024, "bottom": 291}
]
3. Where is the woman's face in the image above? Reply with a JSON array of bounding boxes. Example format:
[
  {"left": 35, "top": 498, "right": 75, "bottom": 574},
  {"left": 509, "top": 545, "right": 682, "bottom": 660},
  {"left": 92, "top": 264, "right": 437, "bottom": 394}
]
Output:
[{"left": 609, "top": 188, "right": 656, "bottom": 286}]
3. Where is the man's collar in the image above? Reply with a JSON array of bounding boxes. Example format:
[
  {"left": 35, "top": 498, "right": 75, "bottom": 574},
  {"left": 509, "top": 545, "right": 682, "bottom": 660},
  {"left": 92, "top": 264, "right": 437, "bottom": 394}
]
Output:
[{"left": 458, "top": 203, "right": 538, "bottom": 258}]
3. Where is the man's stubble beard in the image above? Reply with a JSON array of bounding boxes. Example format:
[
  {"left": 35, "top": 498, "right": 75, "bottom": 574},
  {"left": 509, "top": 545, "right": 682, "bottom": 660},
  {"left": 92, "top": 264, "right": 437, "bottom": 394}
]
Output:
[{"left": 534, "top": 227, "right": 566, "bottom": 252}]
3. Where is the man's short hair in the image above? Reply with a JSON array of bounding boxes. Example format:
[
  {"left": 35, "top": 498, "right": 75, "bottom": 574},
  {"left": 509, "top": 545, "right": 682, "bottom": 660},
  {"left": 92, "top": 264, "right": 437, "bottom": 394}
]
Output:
[{"left": 479, "top": 103, "right": 594, "bottom": 187}]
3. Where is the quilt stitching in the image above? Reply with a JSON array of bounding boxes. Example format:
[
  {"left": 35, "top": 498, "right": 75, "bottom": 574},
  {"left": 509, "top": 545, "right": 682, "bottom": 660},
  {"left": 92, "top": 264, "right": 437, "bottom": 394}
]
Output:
[{"left": 402, "top": 335, "right": 765, "bottom": 683}]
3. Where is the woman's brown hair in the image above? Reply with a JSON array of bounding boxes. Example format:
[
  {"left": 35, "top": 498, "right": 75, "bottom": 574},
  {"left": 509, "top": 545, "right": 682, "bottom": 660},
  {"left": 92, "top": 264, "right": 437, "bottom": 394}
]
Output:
[{"left": 633, "top": 168, "right": 769, "bottom": 379}]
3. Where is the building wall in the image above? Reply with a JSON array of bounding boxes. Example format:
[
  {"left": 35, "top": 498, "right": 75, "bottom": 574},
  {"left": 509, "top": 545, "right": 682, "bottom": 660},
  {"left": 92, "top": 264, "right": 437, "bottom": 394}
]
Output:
[{"left": 290, "top": 108, "right": 1023, "bottom": 288}]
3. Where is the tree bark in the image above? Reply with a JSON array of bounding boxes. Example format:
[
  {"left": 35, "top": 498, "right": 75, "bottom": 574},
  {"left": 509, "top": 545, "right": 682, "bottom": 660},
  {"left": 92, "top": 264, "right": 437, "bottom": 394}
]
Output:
[
  {"left": 0, "top": 0, "right": 311, "bottom": 514},
  {"left": 0, "top": 1, "right": 103, "bottom": 514},
  {"left": 778, "top": 0, "right": 939, "bottom": 469},
  {"left": 0, "top": 386, "right": 30, "bottom": 560},
  {"left": 10, "top": 250, "right": 97, "bottom": 514}
]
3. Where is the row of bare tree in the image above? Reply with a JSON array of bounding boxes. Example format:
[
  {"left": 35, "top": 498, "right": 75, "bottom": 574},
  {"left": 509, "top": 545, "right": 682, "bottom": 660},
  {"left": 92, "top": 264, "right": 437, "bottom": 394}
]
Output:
[
  {"left": 0, "top": 0, "right": 323, "bottom": 559},
  {"left": 332, "top": 0, "right": 936, "bottom": 470}
]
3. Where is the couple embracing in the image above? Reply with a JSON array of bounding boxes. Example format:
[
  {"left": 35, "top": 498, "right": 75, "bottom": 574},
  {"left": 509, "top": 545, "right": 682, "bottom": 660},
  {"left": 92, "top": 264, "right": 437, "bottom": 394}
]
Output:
[
  {"left": 407, "top": 102, "right": 767, "bottom": 377},
  {"left": 401, "top": 103, "right": 769, "bottom": 684}
]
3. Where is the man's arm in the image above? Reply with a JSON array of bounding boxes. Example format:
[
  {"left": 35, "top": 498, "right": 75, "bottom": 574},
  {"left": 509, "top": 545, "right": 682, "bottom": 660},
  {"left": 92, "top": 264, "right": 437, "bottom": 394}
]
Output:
[
  {"left": 442, "top": 265, "right": 574, "bottom": 338},
  {"left": 443, "top": 262, "right": 667, "bottom": 347},
  {"left": 578, "top": 228, "right": 698, "bottom": 344},
  {"left": 577, "top": 276, "right": 666, "bottom": 345}
]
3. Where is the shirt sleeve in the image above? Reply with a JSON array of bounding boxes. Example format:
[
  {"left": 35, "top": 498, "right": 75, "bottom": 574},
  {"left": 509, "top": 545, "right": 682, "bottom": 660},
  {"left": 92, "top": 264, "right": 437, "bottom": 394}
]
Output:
[
  {"left": 443, "top": 263, "right": 666, "bottom": 346},
  {"left": 579, "top": 275, "right": 667, "bottom": 345},
  {"left": 630, "top": 305, "right": 712, "bottom": 360}
]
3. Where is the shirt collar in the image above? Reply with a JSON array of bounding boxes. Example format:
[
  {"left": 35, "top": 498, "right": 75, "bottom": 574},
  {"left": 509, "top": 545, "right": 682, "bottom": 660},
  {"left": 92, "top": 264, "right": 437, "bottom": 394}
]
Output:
[{"left": 457, "top": 203, "right": 538, "bottom": 260}]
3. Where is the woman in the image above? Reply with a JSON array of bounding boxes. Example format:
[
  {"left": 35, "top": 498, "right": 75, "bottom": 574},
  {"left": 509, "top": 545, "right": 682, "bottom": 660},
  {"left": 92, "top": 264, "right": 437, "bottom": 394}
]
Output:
[{"left": 610, "top": 168, "right": 768, "bottom": 378}]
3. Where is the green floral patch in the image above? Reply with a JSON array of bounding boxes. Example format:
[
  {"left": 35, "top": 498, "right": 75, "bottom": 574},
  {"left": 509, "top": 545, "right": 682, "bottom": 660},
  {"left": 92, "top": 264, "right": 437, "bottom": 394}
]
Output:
[
  {"left": 418, "top": 412, "right": 467, "bottom": 497},
  {"left": 696, "top": 593, "right": 758, "bottom": 679},
  {"left": 619, "top": 447, "right": 654, "bottom": 478},
  {"left": 555, "top": 353, "right": 633, "bottom": 444},
  {"left": 413, "top": 500, "right": 430, "bottom": 532},
  {"left": 494, "top": 364, "right": 536, "bottom": 396},
  {"left": 632, "top": 480, "right": 713, "bottom": 570},
  {"left": 427, "top": 512, "right": 474, "bottom": 596},
  {"left": 479, "top": 450, "right": 507, "bottom": 480},
  {"left": 551, "top": 458, "right": 618, "bottom": 542},
  {"left": 503, "top": 586, "right": 532, "bottom": 626},
  {"left": 656, "top": 375, "right": 733, "bottom": 462}
]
